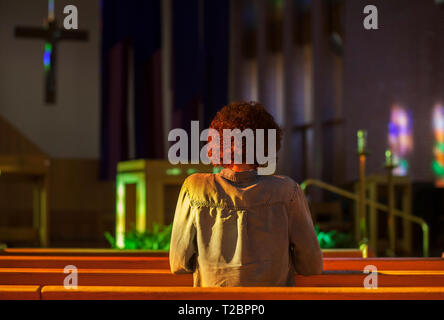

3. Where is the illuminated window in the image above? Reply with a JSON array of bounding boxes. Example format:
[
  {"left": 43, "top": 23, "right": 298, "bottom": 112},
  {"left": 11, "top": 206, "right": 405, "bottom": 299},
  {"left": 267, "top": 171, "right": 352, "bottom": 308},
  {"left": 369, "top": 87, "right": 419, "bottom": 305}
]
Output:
[
  {"left": 432, "top": 104, "right": 444, "bottom": 187},
  {"left": 388, "top": 106, "right": 413, "bottom": 176}
]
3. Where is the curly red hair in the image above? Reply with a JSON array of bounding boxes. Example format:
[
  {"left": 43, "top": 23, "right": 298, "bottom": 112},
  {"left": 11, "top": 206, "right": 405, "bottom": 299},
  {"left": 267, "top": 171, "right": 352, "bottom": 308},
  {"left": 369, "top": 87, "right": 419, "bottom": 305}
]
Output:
[{"left": 208, "top": 101, "right": 282, "bottom": 168}]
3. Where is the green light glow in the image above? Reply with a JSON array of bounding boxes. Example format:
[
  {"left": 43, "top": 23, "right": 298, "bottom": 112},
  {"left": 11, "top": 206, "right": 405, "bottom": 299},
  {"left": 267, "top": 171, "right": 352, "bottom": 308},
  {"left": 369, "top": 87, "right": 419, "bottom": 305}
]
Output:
[
  {"left": 357, "top": 130, "right": 367, "bottom": 154},
  {"left": 117, "top": 159, "right": 146, "bottom": 172},
  {"left": 166, "top": 168, "right": 181, "bottom": 176},
  {"left": 212, "top": 167, "right": 223, "bottom": 174},
  {"left": 115, "top": 172, "right": 146, "bottom": 249},
  {"left": 385, "top": 149, "right": 393, "bottom": 166},
  {"left": 432, "top": 160, "right": 444, "bottom": 176},
  {"left": 186, "top": 168, "right": 198, "bottom": 175},
  {"left": 314, "top": 225, "right": 354, "bottom": 249},
  {"left": 436, "top": 142, "right": 444, "bottom": 154}
]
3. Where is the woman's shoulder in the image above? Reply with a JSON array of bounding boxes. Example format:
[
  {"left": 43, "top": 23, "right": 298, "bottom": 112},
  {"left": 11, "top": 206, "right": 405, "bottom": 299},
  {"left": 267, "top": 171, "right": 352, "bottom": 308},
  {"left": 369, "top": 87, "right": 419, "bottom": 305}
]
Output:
[
  {"left": 259, "top": 174, "right": 302, "bottom": 200},
  {"left": 183, "top": 172, "right": 215, "bottom": 185},
  {"left": 262, "top": 174, "right": 298, "bottom": 188},
  {"left": 181, "top": 172, "right": 216, "bottom": 193}
]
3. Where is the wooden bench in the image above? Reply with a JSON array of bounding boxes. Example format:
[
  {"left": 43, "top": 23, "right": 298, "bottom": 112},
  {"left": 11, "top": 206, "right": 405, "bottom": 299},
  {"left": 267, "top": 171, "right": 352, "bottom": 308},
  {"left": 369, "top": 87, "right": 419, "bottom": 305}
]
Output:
[
  {"left": 1, "top": 256, "right": 442, "bottom": 271},
  {"left": 1, "top": 284, "right": 442, "bottom": 300},
  {"left": 40, "top": 286, "right": 444, "bottom": 300},
  {"left": 0, "top": 285, "right": 41, "bottom": 300},
  {"left": 0, "top": 248, "right": 169, "bottom": 257},
  {"left": 323, "top": 258, "right": 444, "bottom": 271},
  {"left": 1, "top": 268, "right": 444, "bottom": 287},
  {"left": 0, "top": 256, "right": 170, "bottom": 269},
  {"left": 0, "top": 248, "right": 369, "bottom": 258},
  {"left": 0, "top": 268, "right": 191, "bottom": 286}
]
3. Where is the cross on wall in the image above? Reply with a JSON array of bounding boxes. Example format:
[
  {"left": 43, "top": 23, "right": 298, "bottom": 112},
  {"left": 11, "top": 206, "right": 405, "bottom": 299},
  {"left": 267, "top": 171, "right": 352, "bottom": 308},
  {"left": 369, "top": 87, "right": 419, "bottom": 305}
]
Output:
[{"left": 14, "top": 0, "right": 89, "bottom": 104}]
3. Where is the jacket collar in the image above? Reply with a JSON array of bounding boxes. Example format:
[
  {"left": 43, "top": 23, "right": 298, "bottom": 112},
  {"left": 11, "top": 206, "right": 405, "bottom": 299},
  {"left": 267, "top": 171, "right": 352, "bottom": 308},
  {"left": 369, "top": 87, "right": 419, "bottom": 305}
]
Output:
[{"left": 219, "top": 168, "right": 258, "bottom": 183}]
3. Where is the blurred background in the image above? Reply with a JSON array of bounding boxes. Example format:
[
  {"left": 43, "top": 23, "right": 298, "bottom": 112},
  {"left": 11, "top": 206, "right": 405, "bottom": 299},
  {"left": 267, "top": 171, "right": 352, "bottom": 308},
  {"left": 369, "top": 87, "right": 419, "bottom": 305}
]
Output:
[{"left": 0, "top": 0, "right": 443, "bottom": 257}]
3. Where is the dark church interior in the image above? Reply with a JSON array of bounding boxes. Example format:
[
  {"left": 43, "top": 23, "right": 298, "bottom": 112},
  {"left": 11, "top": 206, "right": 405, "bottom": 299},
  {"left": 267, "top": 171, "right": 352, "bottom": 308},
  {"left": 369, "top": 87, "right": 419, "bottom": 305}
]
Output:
[{"left": 0, "top": 0, "right": 443, "bottom": 301}]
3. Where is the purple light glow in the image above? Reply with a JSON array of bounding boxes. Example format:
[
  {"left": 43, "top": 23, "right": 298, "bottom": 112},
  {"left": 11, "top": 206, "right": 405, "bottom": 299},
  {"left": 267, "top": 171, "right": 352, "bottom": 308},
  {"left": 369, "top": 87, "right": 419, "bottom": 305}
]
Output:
[{"left": 388, "top": 106, "right": 413, "bottom": 176}]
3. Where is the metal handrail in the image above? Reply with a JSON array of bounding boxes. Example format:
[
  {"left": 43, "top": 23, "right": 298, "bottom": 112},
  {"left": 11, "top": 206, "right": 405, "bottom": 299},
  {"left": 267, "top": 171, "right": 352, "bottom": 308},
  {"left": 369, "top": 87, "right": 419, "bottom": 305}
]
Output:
[{"left": 300, "top": 179, "right": 429, "bottom": 257}]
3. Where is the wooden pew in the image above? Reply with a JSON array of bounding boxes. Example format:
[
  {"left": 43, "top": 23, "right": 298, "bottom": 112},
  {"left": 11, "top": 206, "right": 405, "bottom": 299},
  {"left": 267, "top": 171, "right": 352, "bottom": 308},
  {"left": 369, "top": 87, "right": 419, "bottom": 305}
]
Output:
[
  {"left": 40, "top": 286, "right": 444, "bottom": 300},
  {"left": 0, "top": 248, "right": 169, "bottom": 257},
  {"left": 0, "top": 268, "right": 191, "bottom": 286},
  {"left": 0, "top": 256, "right": 170, "bottom": 269},
  {"left": 1, "top": 268, "right": 444, "bottom": 287},
  {"left": 1, "top": 256, "right": 442, "bottom": 271},
  {"left": 0, "top": 285, "right": 41, "bottom": 300},
  {"left": 0, "top": 248, "right": 369, "bottom": 258},
  {"left": 323, "top": 258, "right": 444, "bottom": 271}
]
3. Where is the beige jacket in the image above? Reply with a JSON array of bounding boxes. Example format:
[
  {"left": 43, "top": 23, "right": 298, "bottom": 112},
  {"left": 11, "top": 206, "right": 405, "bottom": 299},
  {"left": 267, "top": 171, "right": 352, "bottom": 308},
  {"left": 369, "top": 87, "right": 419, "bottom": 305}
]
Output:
[{"left": 169, "top": 168, "right": 323, "bottom": 287}]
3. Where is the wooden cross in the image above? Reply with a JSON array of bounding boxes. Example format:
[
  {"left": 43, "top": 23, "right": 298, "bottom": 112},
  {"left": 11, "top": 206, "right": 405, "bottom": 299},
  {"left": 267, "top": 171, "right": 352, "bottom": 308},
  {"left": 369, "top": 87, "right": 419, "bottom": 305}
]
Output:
[{"left": 14, "top": 0, "right": 89, "bottom": 104}]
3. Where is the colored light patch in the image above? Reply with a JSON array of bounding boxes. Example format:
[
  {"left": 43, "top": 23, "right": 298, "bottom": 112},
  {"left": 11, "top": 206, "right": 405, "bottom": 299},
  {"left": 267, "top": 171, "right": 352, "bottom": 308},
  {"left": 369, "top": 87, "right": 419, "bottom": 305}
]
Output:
[
  {"left": 43, "top": 53, "right": 51, "bottom": 66},
  {"left": 166, "top": 168, "right": 181, "bottom": 176},
  {"left": 385, "top": 149, "right": 394, "bottom": 166},
  {"left": 435, "top": 152, "right": 444, "bottom": 165},
  {"left": 432, "top": 160, "right": 444, "bottom": 176},
  {"left": 48, "top": 0, "right": 55, "bottom": 21},
  {"left": 212, "top": 166, "right": 223, "bottom": 174},
  {"left": 115, "top": 172, "right": 146, "bottom": 249},
  {"left": 186, "top": 168, "right": 198, "bottom": 175},
  {"left": 388, "top": 106, "right": 413, "bottom": 176},
  {"left": 43, "top": 43, "right": 52, "bottom": 70},
  {"left": 357, "top": 130, "right": 367, "bottom": 154},
  {"left": 45, "top": 43, "right": 52, "bottom": 52},
  {"left": 432, "top": 104, "right": 444, "bottom": 187},
  {"left": 436, "top": 142, "right": 444, "bottom": 154}
]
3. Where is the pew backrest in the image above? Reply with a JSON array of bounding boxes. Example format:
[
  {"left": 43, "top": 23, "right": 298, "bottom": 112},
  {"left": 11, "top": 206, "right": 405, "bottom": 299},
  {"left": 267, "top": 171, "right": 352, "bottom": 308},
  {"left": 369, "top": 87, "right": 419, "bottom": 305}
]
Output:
[
  {"left": 0, "top": 285, "right": 41, "bottom": 300},
  {"left": 1, "top": 256, "right": 442, "bottom": 271},
  {"left": 0, "top": 248, "right": 169, "bottom": 257},
  {"left": 40, "top": 286, "right": 444, "bottom": 300},
  {"left": 1, "top": 268, "right": 444, "bottom": 287},
  {"left": 0, "top": 256, "right": 170, "bottom": 269}
]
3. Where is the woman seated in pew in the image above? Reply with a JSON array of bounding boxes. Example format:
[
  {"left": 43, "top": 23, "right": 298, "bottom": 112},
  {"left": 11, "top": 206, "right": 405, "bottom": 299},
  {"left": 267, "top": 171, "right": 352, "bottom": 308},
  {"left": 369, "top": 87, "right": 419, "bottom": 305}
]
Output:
[{"left": 170, "top": 101, "right": 323, "bottom": 287}]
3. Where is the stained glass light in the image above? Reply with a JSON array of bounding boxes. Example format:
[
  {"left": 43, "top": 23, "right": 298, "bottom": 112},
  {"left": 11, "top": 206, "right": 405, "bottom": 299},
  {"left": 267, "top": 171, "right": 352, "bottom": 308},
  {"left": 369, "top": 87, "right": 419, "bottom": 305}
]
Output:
[
  {"left": 388, "top": 106, "right": 413, "bottom": 176},
  {"left": 432, "top": 104, "right": 444, "bottom": 187}
]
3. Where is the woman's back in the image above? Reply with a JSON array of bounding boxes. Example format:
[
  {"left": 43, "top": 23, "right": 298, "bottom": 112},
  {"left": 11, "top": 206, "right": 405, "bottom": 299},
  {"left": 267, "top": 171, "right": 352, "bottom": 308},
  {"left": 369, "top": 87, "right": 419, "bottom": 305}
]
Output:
[{"left": 169, "top": 168, "right": 323, "bottom": 287}]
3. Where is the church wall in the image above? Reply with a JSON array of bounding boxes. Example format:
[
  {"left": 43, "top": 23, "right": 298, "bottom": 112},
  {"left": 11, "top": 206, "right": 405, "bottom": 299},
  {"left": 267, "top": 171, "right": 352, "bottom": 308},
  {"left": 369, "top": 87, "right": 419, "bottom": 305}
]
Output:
[
  {"left": 0, "top": 0, "right": 100, "bottom": 158},
  {"left": 343, "top": 0, "right": 444, "bottom": 182}
]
